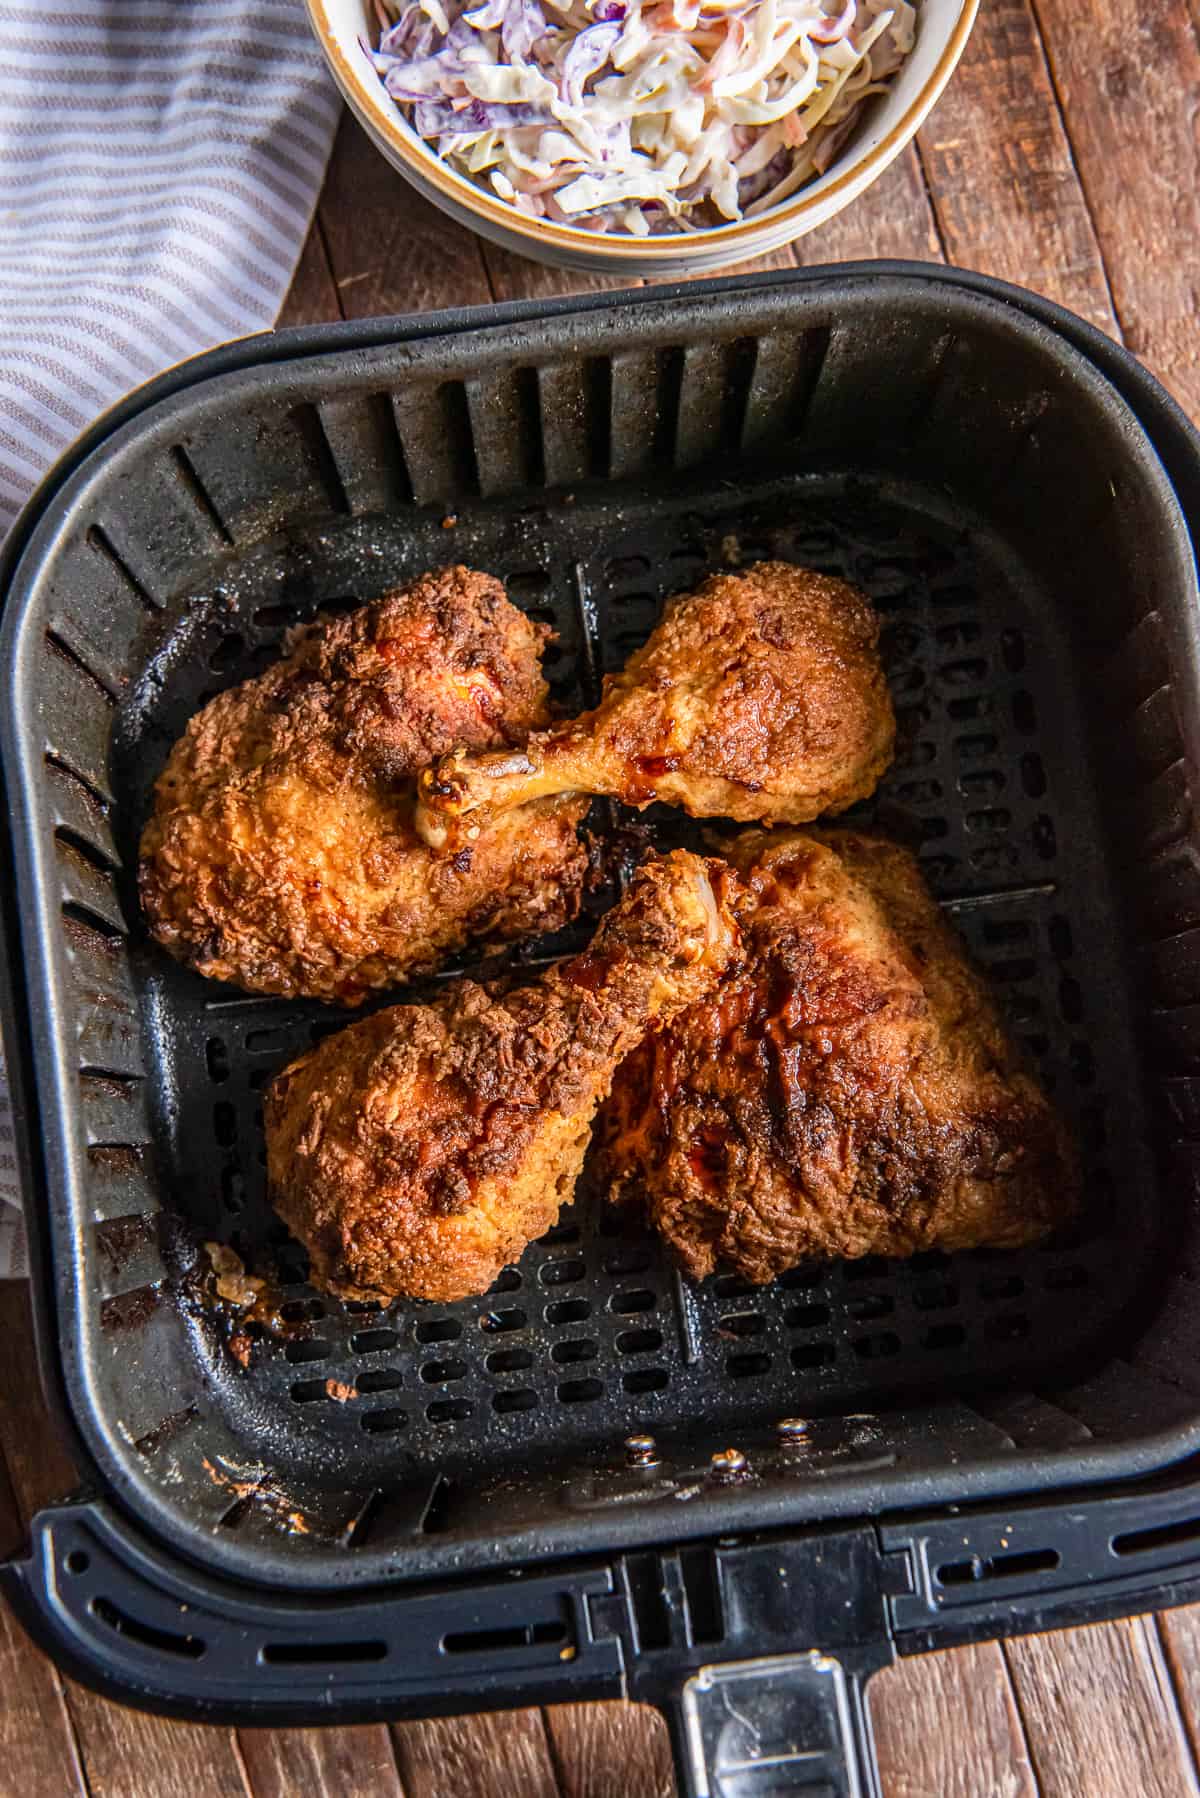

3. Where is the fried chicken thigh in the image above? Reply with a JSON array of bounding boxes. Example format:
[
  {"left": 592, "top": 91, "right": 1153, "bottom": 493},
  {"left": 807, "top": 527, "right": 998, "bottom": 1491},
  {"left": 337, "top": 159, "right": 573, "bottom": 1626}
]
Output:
[
  {"left": 596, "top": 830, "right": 1078, "bottom": 1283},
  {"left": 264, "top": 850, "right": 741, "bottom": 1303},
  {"left": 140, "top": 567, "right": 588, "bottom": 1003},
  {"left": 414, "top": 563, "right": 894, "bottom": 851}
]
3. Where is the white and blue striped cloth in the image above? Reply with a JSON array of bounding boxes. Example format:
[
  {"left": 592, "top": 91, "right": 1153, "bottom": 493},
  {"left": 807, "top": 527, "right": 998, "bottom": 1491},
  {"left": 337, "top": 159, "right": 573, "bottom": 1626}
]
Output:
[
  {"left": 0, "top": 0, "right": 342, "bottom": 1269},
  {"left": 0, "top": 0, "right": 340, "bottom": 534}
]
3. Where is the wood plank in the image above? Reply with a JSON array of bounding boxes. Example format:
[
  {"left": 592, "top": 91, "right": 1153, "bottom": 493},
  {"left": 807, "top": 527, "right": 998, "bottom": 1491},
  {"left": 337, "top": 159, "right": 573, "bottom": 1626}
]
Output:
[
  {"left": 391, "top": 1710, "right": 560, "bottom": 1798},
  {"left": 480, "top": 242, "right": 637, "bottom": 305},
  {"left": 916, "top": 0, "right": 1117, "bottom": 332},
  {"left": 0, "top": 1408, "right": 25, "bottom": 1563},
  {"left": 791, "top": 147, "right": 943, "bottom": 268},
  {"left": 544, "top": 1700, "right": 674, "bottom": 1798},
  {"left": 317, "top": 112, "right": 493, "bottom": 318},
  {"left": 0, "top": 1285, "right": 253, "bottom": 1798},
  {"left": 1003, "top": 1619, "right": 1199, "bottom": 1797},
  {"left": 1030, "top": 0, "right": 1200, "bottom": 418},
  {"left": 685, "top": 244, "right": 799, "bottom": 281},
  {"left": 0, "top": 1381, "right": 88, "bottom": 1798},
  {"left": 0, "top": 1283, "right": 79, "bottom": 1518},
  {"left": 870, "top": 1641, "right": 1038, "bottom": 1798},
  {"left": 485, "top": 237, "right": 798, "bottom": 305},
  {"left": 238, "top": 1725, "right": 406, "bottom": 1798},
  {"left": 0, "top": 1597, "right": 86, "bottom": 1798},
  {"left": 61, "top": 1683, "right": 251, "bottom": 1798},
  {"left": 1153, "top": 1608, "right": 1200, "bottom": 1770},
  {"left": 622, "top": 242, "right": 797, "bottom": 292},
  {"left": 276, "top": 215, "right": 344, "bottom": 329}
]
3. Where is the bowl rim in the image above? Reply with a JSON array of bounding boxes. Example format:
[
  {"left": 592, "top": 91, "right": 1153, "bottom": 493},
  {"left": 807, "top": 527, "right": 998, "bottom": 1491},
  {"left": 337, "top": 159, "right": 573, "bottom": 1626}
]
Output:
[{"left": 306, "top": 0, "right": 979, "bottom": 260}]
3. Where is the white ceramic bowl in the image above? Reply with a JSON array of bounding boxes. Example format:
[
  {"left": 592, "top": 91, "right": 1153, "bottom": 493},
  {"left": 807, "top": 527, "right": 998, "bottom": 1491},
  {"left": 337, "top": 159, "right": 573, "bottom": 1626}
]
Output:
[{"left": 307, "top": 0, "right": 977, "bottom": 275}]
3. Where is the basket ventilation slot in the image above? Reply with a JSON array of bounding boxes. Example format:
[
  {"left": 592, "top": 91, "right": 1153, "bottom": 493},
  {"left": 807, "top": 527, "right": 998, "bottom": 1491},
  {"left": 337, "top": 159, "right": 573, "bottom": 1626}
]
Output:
[
  {"left": 1112, "top": 1517, "right": 1200, "bottom": 1557},
  {"left": 937, "top": 1548, "right": 1060, "bottom": 1586},
  {"left": 91, "top": 1596, "right": 205, "bottom": 1659}
]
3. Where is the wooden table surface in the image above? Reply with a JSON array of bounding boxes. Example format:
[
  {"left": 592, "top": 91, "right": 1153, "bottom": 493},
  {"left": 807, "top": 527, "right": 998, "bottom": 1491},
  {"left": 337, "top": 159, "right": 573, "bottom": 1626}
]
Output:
[{"left": 5, "top": 1, "right": 1200, "bottom": 1791}]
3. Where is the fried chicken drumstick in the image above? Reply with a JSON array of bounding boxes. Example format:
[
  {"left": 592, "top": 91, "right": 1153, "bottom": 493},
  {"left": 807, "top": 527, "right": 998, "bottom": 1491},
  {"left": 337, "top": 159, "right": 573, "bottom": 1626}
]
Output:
[
  {"left": 596, "top": 830, "right": 1079, "bottom": 1283},
  {"left": 414, "top": 563, "right": 894, "bottom": 852},
  {"left": 264, "top": 850, "right": 741, "bottom": 1303},
  {"left": 139, "top": 567, "right": 588, "bottom": 1003}
]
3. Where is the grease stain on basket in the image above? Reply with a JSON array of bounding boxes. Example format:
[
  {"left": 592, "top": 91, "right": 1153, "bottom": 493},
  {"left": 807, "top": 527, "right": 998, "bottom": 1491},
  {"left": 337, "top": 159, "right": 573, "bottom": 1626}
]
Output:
[
  {"left": 95, "top": 1213, "right": 160, "bottom": 1274},
  {"left": 100, "top": 1284, "right": 161, "bottom": 1331},
  {"left": 134, "top": 1404, "right": 199, "bottom": 1457},
  {"left": 201, "top": 1454, "right": 312, "bottom": 1536}
]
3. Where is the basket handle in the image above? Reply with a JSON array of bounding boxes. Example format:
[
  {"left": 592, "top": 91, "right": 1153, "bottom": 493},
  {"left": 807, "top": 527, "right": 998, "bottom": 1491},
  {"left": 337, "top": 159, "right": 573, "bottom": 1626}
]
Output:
[{"left": 661, "top": 1648, "right": 886, "bottom": 1797}]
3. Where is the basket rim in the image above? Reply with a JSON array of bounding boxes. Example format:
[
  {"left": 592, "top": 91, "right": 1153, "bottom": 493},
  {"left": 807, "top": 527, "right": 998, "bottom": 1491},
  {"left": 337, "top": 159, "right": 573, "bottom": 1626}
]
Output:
[{"left": 2, "top": 265, "right": 1199, "bottom": 1593}]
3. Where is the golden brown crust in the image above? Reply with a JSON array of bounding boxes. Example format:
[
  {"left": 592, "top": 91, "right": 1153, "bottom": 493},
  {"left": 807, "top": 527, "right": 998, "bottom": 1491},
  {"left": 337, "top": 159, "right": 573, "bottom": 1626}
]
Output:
[
  {"left": 139, "top": 566, "right": 588, "bottom": 1002},
  {"left": 595, "top": 829, "right": 1080, "bottom": 1283},
  {"left": 265, "top": 851, "right": 742, "bottom": 1303},
  {"left": 414, "top": 561, "right": 896, "bottom": 846},
  {"left": 598, "top": 563, "right": 896, "bottom": 818}
]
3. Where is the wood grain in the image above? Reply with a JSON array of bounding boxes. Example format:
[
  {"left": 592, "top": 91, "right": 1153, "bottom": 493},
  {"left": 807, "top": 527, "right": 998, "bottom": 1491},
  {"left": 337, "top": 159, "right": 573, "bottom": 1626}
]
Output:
[
  {"left": 1030, "top": 0, "right": 1200, "bottom": 415},
  {"left": 544, "top": 1701, "right": 675, "bottom": 1798},
  {"left": 0, "top": 1284, "right": 78, "bottom": 1518},
  {"left": 479, "top": 219, "right": 797, "bottom": 302},
  {"left": 915, "top": 0, "right": 1117, "bottom": 332},
  {"left": 480, "top": 240, "right": 637, "bottom": 304},
  {"left": 1153, "top": 1608, "right": 1200, "bottom": 1771},
  {"left": 1004, "top": 1619, "right": 1200, "bottom": 1798},
  {"left": 317, "top": 112, "right": 493, "bottom": 318},
  {"left": 0, "top": 1285, "right": 254, "bottom": 1798},
  {"left": 0, "top": 1423, "right": 86, "bottom": 1798},
  {"left": 391, "top": 1710, "right": 560, "bottom": 1798},
  {"left": 277, "top": 217, "right": 344, "bottom": 329},
  {"left": 870, "top": 1643, "right": 1038, "bottom": 1798},
  {"left": 238, "top": 1725, "right": 406, "bottom": 1798},
  {"left": 0, "top": 1599, "right": 86, "bottom": 1798},
  {"left": 790, "top": 147, "right": 943, "bottom": 268},
  {"left": 678, "top": 244, "right": 798, "bottom": 282},
  {"left": 60, "top": 1684, "right": 252, "bottom": 1798}
]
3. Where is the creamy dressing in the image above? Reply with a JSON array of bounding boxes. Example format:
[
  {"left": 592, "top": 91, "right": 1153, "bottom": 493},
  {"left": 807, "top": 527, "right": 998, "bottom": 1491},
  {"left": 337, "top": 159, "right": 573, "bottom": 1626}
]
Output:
[{"left": 367, "top": 0, "right": 917, "bottom": 234}]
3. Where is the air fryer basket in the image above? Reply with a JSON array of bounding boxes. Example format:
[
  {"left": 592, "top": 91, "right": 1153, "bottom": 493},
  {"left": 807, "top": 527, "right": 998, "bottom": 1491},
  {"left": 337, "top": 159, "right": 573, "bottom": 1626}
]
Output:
[{"left": 5, "top": 270, "right": 1200, "bottom": 1792}]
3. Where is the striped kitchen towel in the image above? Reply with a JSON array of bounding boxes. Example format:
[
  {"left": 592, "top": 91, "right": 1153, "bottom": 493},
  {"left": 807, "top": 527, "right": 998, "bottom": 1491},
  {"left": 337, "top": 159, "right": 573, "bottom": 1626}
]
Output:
[
  {"left": 0, "top": 0, "right": 340, "bottom": 534},
  {"left": 0, "top": 0, "right": 342, "bottom": 1272}
]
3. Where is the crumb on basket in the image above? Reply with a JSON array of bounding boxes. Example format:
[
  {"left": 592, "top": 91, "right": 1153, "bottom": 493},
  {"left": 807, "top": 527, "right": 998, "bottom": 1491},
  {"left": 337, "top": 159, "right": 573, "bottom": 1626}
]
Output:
[{"left": 204, "top": 1240, "right": 265, "bottom": 1308}]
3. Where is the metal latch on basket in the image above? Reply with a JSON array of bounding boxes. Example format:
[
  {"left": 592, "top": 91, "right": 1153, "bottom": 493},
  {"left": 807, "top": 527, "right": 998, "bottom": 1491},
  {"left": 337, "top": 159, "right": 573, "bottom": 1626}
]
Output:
[{"left": 678, "top": 1651, "right": 871, "bottom": 1797}]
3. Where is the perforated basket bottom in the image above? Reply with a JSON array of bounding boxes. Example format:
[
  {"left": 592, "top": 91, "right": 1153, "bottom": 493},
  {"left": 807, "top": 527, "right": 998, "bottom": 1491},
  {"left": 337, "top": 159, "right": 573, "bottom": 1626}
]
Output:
[{"left": 113, "top": 468, "right": 1160, "bottom": 1487}]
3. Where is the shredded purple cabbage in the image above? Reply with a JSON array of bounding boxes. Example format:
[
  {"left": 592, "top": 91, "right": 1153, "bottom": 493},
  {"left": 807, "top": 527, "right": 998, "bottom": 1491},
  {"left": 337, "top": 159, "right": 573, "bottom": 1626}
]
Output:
[
  {"left": 366, "top": 0, "right": 919, "bottom": 236},
  {"left": 560, "top": 22, "right": 622, "bottom": 105},
  {"left": 502, "top": 0, "right": 548, "bottom": 60}
]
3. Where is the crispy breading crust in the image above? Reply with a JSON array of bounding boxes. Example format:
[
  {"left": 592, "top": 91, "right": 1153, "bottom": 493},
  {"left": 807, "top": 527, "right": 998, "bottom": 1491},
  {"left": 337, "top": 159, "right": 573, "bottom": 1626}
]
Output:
[
  {"left": 596, "top": 562, "right": 897, "bottom": 817},
  {"left": 139, "top": 566, "right": 588, "bottom": 1002},
  {"left": 264, "top": 851, "right": 741, "bottom": 1303},
  {"left": 596, "top": 829, "right": 1080, "bottom": 1282},
  {"left": 415, "top": 562, "right": 896, "bottom": 846}
]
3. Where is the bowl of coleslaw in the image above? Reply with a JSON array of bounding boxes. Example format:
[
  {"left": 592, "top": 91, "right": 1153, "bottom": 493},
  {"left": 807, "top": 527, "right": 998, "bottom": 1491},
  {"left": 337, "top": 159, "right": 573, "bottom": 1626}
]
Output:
[{"left": 308, "top": 0, "right": 976, "bottom": 272}]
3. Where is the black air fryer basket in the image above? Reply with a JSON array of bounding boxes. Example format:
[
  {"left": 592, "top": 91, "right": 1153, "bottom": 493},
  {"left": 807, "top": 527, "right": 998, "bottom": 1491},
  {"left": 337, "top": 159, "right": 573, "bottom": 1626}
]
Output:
[{"left": 4, "top": 267, "right": 1200, "bottom": 1796}]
